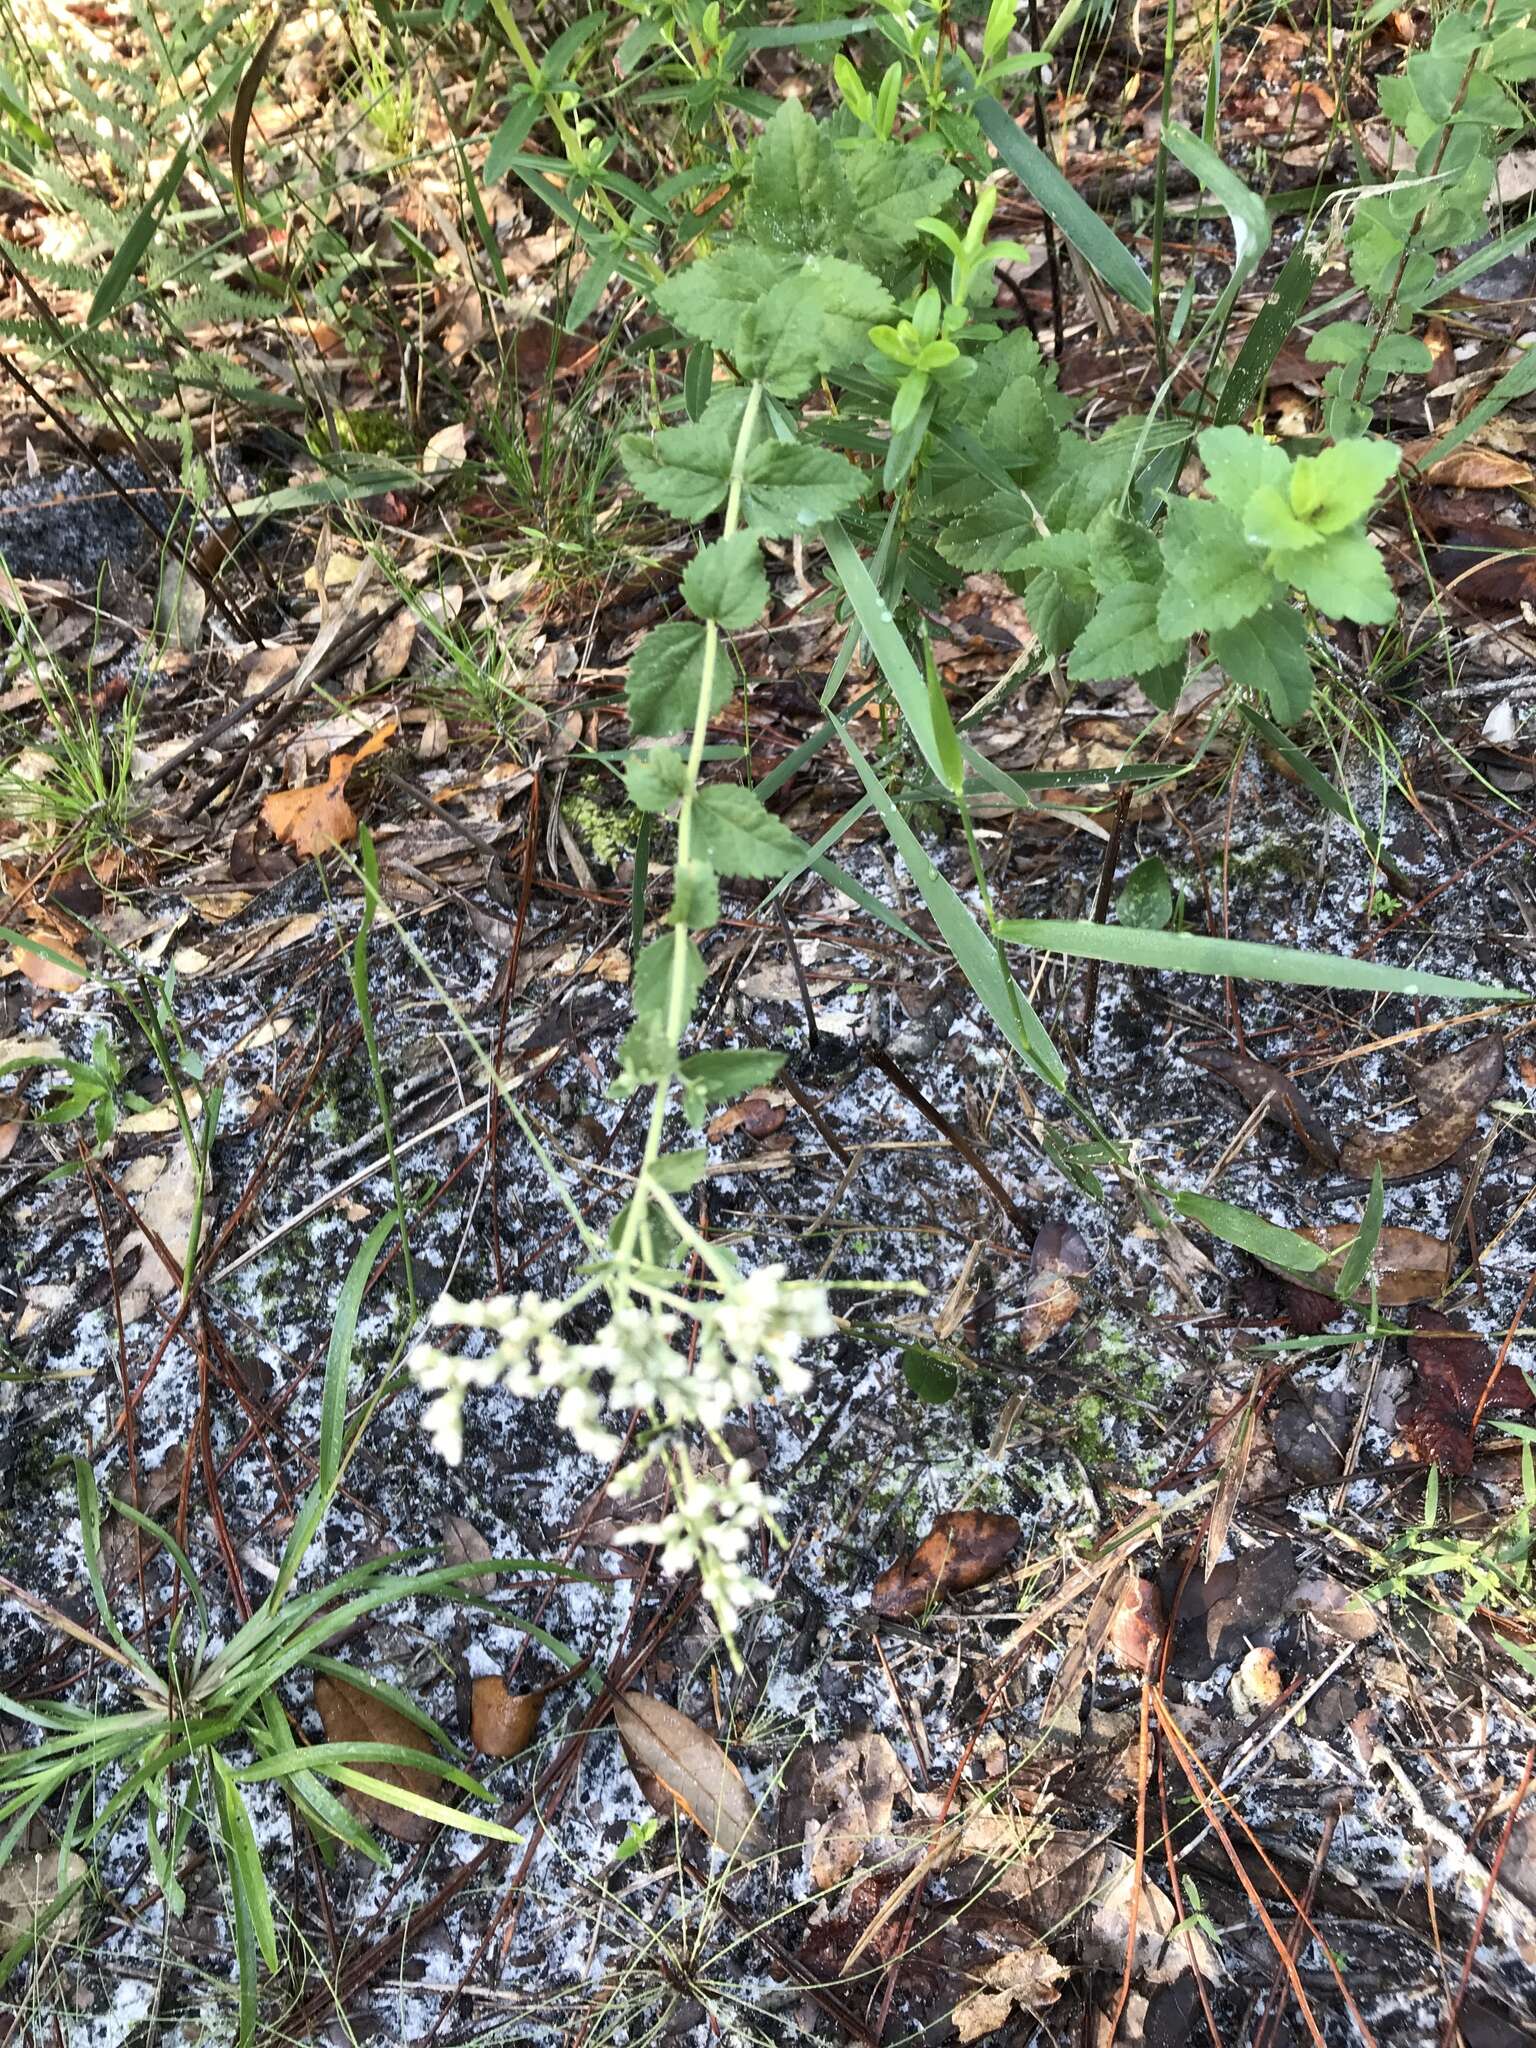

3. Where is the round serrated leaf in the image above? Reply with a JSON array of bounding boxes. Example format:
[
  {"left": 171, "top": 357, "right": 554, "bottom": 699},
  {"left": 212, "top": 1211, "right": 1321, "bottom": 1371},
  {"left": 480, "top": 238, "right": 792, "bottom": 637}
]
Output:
[{"left": 681, "top": 533, "right": 769, "bottom": 629}]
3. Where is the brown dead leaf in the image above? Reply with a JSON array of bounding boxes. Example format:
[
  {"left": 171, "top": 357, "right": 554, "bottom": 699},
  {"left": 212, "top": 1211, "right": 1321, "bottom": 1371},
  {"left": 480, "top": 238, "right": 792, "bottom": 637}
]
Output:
[
  {"left": 470, "top": 1676, "right": 540, "bottom": 1759},
  {"left": 11, "top": 939, "right": 84, "bottom": 994},
  {"left": 261, "top": 718, "right": 397, "bottom": 856},
  {"left": 871, "top": 1511, "right": 1019, "bottom": 1620},
  {"left": 313, "top": 1670, "right": 439, "bottom": 1844},
  {"left": 1186, "top": 1044, "right": 1339, "bottom": 1168},
  {"left": 1107, "top": 1576, "right": 1165, "bottom": 1673},
  {"left": 440, "top": 1514, "right": 494, "bottom": 1595},
  {"left": 789, "top": 1731, "right": 908, "bottom": 1891},
  {"left": 1292, "top": 1225, "right": 1450, "bottom": 1306},
  {"left": 1394, "top": 1304, "right": 1534, "bottom": 1473},
  {"left": 368, "top": 610, "right": 417, "bottom": 684},
  {"left": 1019, "top": 1222, "right": 1093, "bottom": 1353},
  {"left": 953, "top": 1945, "right": 1067, "bottom": 2041},
  {"left": 1087, "top": 1849, "right": 1220, "bottom": 1985},
  {"left": 707, "top": 1090, "right": 790, "bottom": 1141},
  {"left": 613, "top": 1691, "right": 767, "bottom": 1862},
  {"left": 1341, "top": 1032, "right": 1503, "bottom": 1180},
  {"left": 1409, "top": 1031, "right": 1506, "bottom": 1114},
  {"left": 1413, "top": 446, "right": 1535, "bottom": 491}
]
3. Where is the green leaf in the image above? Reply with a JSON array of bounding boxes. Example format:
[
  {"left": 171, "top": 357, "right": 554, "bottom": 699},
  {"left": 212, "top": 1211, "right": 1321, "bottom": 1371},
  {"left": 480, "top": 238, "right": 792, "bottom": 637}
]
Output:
[
  {"left": 1211, "top": 602, "right": 1314, "bottom": 724},
  {"left": 1015, "top": 532, "right": 1096, "bottom": 655},
  {"left": 1272, "top": 528, "right": 1396, "bottom": 625},
  {"left": 625, "top": 746, "right": 689, "bottom": 812},
  {"left": 1159, "top": 498, "right": 1275, "bottom": 637},
  {"left": 975, "top": 95, "right": 1153, "bottom": 314},
  {"left": 1243, "top": 484, "right": 1323, "bottom": 553},
  {"left": 1288, "top": 440, "right": 1401, "bottom": 533},
  {"left": 693, "top": 784, "right": 804, "bottom": 878},
  {"left": 321, "top": 1211, "right": 400, "bottom": 1491},
  {"left": 1116, "top": 857, "right": 1172, "bottom": 931},
  {"left": 669, "top": 859, "right": 720, "bottom": 927},
  {"left": 628, "top": 622, "right": 733, "bottom": 739},
  {"left": 1214, "top": 247, "right": 1319, "bottom": 426},
  {"left": 682, "top": 533, "right": 769, "bottom": 630},
  {"left": 842, "top": 136, "right": 963, "bottom": 260},
  {"left": 741, "top": 439, "right": 867, "bottom": 532},
  {"left": 997, "top": 917, "right": 1524, "bottom": 1001},
  {"left": 736, "top": 292, "right": 829, "bottom": 399},
  {"left": 677, "top": 1048, "right": 785, "bottom": 1124},
  {"left": 1198, "top": 425, "right": 1292, "bottom": 514},
  {"left": 620, "top": 391, "right": 744, "bottom": 521},
  {"left": 902, "top": 1344, "right": 958, "bottom": 1404},
  {"left": 89, "top": 137, "right": 191, "bottom": 326},
  {"left": 211, "top": 1756, "right": 278, "bottom": 1974},
  {"left": 621, "top": 932, "right": 709, "bottom": 1087},
  {"left": 1335, "top": 1164, "right": 1385, "bottom": 1302},
  {"left": 1172, "top": 1192, "right": 1330, "bottom": 1273},
  {"left": 1068, "top": 581, "right": 1183, "bottom": 684},
  {"left": 657, "top": 245, "right": 792, "bottom": 355},
  {"left": 1162, "top": 121, "right": 1270, "bottom": 286},
  {"left": 747, "top": 95, "right": 850, "bottom": 254},
  {"left": 984, "top": 379, "right": 1058, "bottom": 472},
  {"left": 832, "top": 713, "right": 1070, "bottom": 1093}
]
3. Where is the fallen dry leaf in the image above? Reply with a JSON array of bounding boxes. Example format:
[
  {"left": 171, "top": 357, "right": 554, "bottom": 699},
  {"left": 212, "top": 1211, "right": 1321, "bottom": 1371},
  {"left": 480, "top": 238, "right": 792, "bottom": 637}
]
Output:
[
  {"left": 613, "top": 1691, "right": 767, "bottom": 1863},
  {"left": 1404, "top": 442, "right": 1536, "bottom": 491},
  {"left": 368, "top": 610, "right": 417, "bottom": 684},
  {"left": 1019, "top": 1222, "right": 1093, "bottom": 1353},
  {"left": 1107, "top": 1575, "right": 1165, "bottom": 1673},
  {"left": 440, "top": 1513, "right": 495, "bottom": 1595},
  {"left": 313, "top": 1670, "right": 439, "bottom": 1844},
  {"left": 1291, "top": 1225, "right": 1450, "bottom": 1306},
  {"left": 953, "top": 1945, "right": 1067, "bottom": 2042},
  {"left": 1341, "top": 1032, "right": 1504, "bottom": 1180},
  {"left": 10, "top": 939, "right": 84, "bottom": 994},
  {"left": 116, "top": 1138, "right": 211, "bottom": 1325},
  {"left": 1087, "top": 1849, "right": 1221, "bottom": 1985},
  {"left": 1409, "top": 1031, "right": 1507, "bottom": 1115},
  {"left": 261, "top": 718, "right": 397, "bottom": 856},
  {"left": 789, "top": 1731, "right": 908, "bottom": 1891},
  {"left": 1186, "top": 1043, "right": 1339, "bottom": 1169},
  {"left": 1395, "top": 1304, "right": 1534, "bottom": 1474},
  {"left": 871, "top": 1511, "right": 1020, "bottom": 1620},
  {"left": 470, "top": 1676, "right": 540, "bottom": 1759}
]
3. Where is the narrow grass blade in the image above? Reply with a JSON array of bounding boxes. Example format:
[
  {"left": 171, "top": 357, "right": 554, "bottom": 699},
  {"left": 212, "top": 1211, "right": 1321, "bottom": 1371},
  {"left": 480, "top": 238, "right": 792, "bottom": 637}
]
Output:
[
  {"left": 1215, "top": 246, "right": 1316, "bottom": 425},
  {"left": 821, "top": 520, "right": 952, "bottom": 792},
  {"left": 89, "top": 138, "right": 191, "bottom": 326},
  {"left": 1236, "top": 705, "right": 1355, "bottom": 824},
  {"left": 320, "top": 1211, "right": 399, "bottom": 1491},
  {"left": 1335, "top": 1163, "right": 1385, "bottom": 1303},
  {"left": 1162, "top": 121, "right": 1268, "bottom": 287},
  {"left": 324, "top": 1765, "right": 520, "bottom": 1841},
  {"left": 229, "top": 18, "right": 283, "bottom": 223},
  {"left": 212, "top": 1756, "right": 279, "bottom": 1973},
  {"left": 1173, "top": 1192, "right": 1330, "bottom": 1272},
  {"left": 997, "top": 918, "right": 1525, "bottom": 1002},
  {"left": 976, "top": 95, "right": 1152, "bottom": 314},
  {"left": 832, "top": 714, "right": 1068, "bottom": 1092},
  {"left": 1417, "top": 343, "right": 1536, "bottom": 468}
]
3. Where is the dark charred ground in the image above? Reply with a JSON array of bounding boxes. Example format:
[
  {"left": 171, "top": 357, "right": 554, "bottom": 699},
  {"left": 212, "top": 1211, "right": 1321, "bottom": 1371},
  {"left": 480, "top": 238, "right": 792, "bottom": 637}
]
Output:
[{"left": 4, "top": 550, "right": 1536, "bottom": 2047}]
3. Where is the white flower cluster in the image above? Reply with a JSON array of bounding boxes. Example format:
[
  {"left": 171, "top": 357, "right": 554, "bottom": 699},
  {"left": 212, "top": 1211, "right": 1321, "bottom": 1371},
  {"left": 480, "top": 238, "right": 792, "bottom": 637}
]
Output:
[
  {"left": 410, "top": 1265, "right": 832, "bottom": 1469},
  {"left": 619, "top": 1451, "right": 774, "bottom": 1637},
  {"left": 407, "top": 1266, "right": 832, "bottom": 1636}
]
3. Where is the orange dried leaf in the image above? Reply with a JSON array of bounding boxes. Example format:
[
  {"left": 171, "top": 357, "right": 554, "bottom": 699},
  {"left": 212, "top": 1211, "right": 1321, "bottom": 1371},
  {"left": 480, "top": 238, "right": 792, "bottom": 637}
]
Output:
[
  {"left": 261, "top": 718, "right": 397, "bottom": 856},
  {"left": 470, "top": 1676, "right": 540, "bottom": 1759},
  {"left": 871, "top": 1511, "right": 1020, "bottom": 1619}
]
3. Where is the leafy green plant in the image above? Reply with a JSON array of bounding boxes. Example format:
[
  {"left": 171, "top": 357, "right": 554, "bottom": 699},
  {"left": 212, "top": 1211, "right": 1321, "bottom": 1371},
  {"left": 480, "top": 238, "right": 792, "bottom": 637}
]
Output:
[
  {"left": 0, "top": 1226, "right": 572, "bottom": 2042},
  {"left": 1313, "top": 0, "right": 1536, "bottom": 438}
]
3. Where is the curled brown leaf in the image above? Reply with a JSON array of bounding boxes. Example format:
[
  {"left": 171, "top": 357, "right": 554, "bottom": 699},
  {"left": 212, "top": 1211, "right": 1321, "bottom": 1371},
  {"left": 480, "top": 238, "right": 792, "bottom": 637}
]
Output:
[
  {"left": 1341, "top": 1033, "right": 1504, "bottom": 1180},
  {"left": 313, "top": 1670, "right": 438, "bottom": 1844},
  {"left": 1018, "top": 1222, "right": 1092, "bottom": 1354},
  {"left": 470, "top": 1676, "right": 540, "bottom": 1759},
  {"left": 871, "top": 1511, "right": 1020, "bottom": 1620},
  {"left": 1292, "top": 1225, "right": 1450, "bottom": 1306},
  {"left": 1186, "top": 1045, "right": 1339, "bottom": 1169},
  {"left": 613, "top": 1691, "right": 768, "bottom": 1862}
]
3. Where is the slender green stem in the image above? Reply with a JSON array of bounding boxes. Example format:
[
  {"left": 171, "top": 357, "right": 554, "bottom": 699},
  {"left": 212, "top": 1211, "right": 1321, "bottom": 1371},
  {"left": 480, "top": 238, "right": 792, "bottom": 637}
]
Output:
[{"left": 617, "top": 379, "right": 766, "bottom": 1268}]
